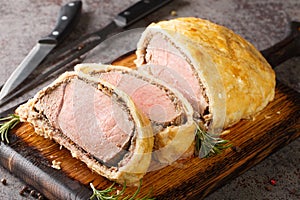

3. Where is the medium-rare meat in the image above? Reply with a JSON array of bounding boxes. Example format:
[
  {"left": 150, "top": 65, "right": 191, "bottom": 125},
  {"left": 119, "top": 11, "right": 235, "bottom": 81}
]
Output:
[
  {"left": 75, "top": 64, "right": 196, "bottom": 168},
  {"left": 35, "top": 78, "right": 134, "bottom": 166},
  {"left": 100, "top": 70, "right": 181, "bottom": 125},
  {"left": 16, "top": 71, "right": 153, "bottom": 185},
  {"left": 135, "top": 17, "right": 276, "bottom": 132},
  {"left": 142, "top": 33, "right": 208, "bottom": 117}
]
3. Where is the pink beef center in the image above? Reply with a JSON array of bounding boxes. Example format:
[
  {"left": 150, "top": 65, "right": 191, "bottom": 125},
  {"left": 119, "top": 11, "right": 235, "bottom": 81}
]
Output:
[
  {"left": 100, "top": 72, "right": 180, "bottom": 123},
  {"left": 40, "top": 79, "right": 134, "bottom": 166},
  {"left": 143, "top": 34, "right": 208, "bottom": 115}
]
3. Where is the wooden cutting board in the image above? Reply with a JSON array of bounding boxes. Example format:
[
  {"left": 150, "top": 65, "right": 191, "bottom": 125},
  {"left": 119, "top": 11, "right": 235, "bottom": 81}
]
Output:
[{"left": 0, "top": 53, "right": 299, "bottom": 200}]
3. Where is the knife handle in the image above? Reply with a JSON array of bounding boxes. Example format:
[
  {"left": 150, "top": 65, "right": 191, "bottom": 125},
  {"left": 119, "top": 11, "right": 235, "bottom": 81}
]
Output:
[
  {"left": 261, "top": 21, "right": 300, "bottom": 68},
  {"left": 39, "top": 1, "right": 82, "bottom": 44},
  {"left": 114, "top": 0, "right": 172, "bottom": 27}
]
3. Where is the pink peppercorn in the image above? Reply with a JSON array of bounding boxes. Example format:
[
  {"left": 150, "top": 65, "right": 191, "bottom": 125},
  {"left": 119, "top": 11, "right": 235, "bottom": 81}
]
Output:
[{"left": 270, "top": 179, "right": 276, "bottom": 186}]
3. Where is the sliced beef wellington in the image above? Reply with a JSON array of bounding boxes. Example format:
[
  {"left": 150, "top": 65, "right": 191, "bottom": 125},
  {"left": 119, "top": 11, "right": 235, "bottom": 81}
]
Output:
[
  {"left": 135, "top": 17, "right": 276, "bottom": 132},
  {"left": 75, "top": 64, "right": 196, "bottom": 167},
  {"left": 15, "top": 71, "right": 153, "bottom": 186}
]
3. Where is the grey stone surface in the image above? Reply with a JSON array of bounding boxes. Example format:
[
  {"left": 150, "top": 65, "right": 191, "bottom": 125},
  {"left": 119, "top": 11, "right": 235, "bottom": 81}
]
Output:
[{"left": 0, "top": 0, "right": 299, "bottom": 199}]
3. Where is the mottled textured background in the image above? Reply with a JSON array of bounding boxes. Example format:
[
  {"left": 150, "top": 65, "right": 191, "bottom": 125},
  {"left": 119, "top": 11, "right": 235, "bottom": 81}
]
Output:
[{"left": 0, "top": 0, "right": 299, "bottom": 199}]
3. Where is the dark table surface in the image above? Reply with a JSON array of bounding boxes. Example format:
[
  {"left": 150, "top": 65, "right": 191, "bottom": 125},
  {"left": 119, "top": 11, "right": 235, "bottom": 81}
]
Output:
[{"left": 0, "top": 0, "right": 299, "bottom": 199}]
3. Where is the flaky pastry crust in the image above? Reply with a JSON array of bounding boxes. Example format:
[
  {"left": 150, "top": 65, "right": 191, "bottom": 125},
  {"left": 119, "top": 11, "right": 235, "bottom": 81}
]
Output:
[{"left": 135, "top": 17, "right": 276, "bottom": 131}]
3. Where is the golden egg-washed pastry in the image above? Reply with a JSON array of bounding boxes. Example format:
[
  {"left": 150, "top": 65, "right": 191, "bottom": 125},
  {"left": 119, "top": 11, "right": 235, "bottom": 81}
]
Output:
[
  {"left": 135, "top": 17, "right": 275, "bottom": 132},
  {"left": 15, "top": 70, "right": 153, "bottom": 186}
]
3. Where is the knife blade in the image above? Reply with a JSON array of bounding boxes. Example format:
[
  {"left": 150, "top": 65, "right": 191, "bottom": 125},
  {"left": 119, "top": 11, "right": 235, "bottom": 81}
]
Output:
[
  {"left": 0, "top": 0, "right": 172, "bottom": 106},
  {"left": 0, "top": 1, "right": 82, "bottom": 101}
]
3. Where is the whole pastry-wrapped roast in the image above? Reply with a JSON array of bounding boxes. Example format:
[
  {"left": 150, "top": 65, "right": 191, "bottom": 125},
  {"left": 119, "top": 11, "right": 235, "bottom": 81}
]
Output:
[{"left": 135, "top": 17, "right": 276, "bottom": 132}]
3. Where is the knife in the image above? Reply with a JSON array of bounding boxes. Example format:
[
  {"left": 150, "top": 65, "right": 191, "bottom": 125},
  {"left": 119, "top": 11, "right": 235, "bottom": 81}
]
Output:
[
  {"left": 0, "top": 1, "right": 82, "bottom": 101},
  {"left": 0, "top": 0, "right": 172, "bottom": 106}
]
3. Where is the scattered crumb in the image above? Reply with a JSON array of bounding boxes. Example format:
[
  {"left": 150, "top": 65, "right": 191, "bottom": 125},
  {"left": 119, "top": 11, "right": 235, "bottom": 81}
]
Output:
[
  {"left": 170, "top": 10, "right": 177, "bottom": 16},
  {"left": 49, "top": 155, "right": 59, "bottom": 159},
  {"left": 71, "top": 151, "right": 78, "bottom": 158},
  {"left": 51, "top": 160, "right": 62, "bottom": 170},
  {"left": 276, "top": 111, "right": 281, "bottom": 114},
  {"left": 221, "top": 129, "right": 231, "bottom": 135},
  {"left": 264, "top": 115, "right": 272, "bottom": 119}
]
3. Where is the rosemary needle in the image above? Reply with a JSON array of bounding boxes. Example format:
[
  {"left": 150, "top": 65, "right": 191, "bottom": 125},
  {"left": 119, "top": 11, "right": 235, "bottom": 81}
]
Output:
[
  {"left": 90, "top": 179, "right": 155, "bottom": 200},
  {"left": 0, "top": 114, "right": 20, "bottom": 144},
  {"left": 195, "top": 123, "right": 232, "bottom": 158}
]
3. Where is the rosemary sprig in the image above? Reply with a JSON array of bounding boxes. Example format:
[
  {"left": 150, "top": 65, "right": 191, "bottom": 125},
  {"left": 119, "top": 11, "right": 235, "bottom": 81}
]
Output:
[
  {"left": 90, "top": 179, "right": 155, "bottom": 200},
  {"left": 195, "top": 123, "right": 232, "bottom": 158},
  {"left": 0, "top": 114, "right": 20, "bottom": 144}
]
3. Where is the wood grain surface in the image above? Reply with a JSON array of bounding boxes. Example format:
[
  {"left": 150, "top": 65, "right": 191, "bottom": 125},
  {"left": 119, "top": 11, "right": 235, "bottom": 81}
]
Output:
[{"left": 1, "top": 53, "right": 300, "bottom": 200}]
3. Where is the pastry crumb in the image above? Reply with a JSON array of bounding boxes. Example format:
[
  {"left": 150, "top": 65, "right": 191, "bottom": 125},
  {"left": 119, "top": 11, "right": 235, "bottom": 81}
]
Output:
[
  {"left": 51, "top": 160, "right": 62, "bottom": 170},
  {"left": 264, "top": 115, "right": 271, "bottom": 119},
  {"left": 170, "top": 10, "right": 177, "bottom": 16},
  {"left": 221, "top": 129, "right": 231, "bottom": 135}
]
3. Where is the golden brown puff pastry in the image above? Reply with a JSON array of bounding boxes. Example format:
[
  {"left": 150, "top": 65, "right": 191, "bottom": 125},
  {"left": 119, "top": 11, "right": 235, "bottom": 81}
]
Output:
[{"left": 135, "top": 17, "right": 275, "bottom": 132}]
